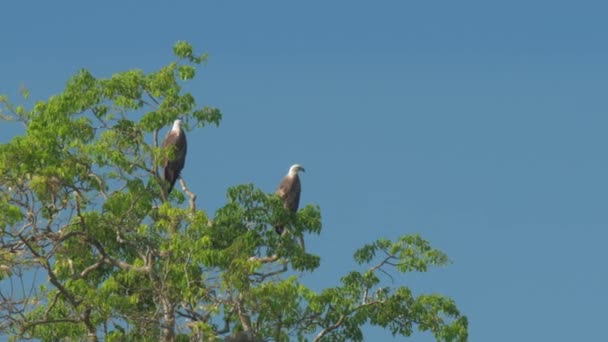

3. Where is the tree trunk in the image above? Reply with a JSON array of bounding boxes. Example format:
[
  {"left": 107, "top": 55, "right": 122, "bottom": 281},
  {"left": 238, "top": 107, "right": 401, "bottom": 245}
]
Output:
[{"left": 160, "top": 297, "right": 176, "bottom": 342}]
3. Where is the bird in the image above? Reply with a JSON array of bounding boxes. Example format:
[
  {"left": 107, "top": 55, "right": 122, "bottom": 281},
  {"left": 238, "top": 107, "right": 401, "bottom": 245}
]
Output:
[
  {"left": 275, "top": 164, "right": 305, "bottom": 235},
  {"left": 161, "top": 119, "right": 187, "bottom": 194}
]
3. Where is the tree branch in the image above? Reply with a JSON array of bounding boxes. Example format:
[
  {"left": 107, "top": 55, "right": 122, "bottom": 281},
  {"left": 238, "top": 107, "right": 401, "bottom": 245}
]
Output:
[
  {"left": 179, "top": 177, "right": 196, "bottom": 212},
  {"left": 85, "top": 235, "right": 152, "bottom": 273},
  {"left": 18, "top": 234, "right": 81, "bottom": 308},
  {"left": 313, "top": 315, "right": 346, "bottom": 342},
  {"left": 252, "top": 263, "right": 288, "bottom": 282},
  {"left": 78, "top": 259, "right": 105, "bottom": 278},
  {"left": 236, "top": 293, "right": 253, "bottom": 334},
  {"left": 248, "top": 255, "right": 279, "bottom": 263}
]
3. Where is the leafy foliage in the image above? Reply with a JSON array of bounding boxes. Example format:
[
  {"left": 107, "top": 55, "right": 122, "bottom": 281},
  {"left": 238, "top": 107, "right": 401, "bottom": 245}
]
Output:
[{"left": 0, "top": 42, "right": 467, "bottom": 341}]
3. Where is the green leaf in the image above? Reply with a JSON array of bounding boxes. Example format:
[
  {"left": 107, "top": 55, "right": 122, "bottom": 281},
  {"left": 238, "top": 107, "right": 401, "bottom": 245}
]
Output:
[
  {"left": 173, "top": 40, "right": 194, "bottom": 59},
  {"left": 178, "top": 65, "right": 196, "bottom": 80}
]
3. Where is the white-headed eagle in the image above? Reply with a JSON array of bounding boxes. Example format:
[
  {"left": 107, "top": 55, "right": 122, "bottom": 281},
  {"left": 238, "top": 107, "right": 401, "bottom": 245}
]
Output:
[
  {"left": 162, "top": 119, "right": 187, "bottom": 194},
  {"left": 275, "top": 164, "right": 305, "bottom": 235}
]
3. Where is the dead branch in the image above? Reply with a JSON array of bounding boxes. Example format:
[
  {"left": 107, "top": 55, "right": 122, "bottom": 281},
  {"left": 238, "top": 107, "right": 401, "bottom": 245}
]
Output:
[
  {"left": 179, "top": 177, "right": 196, "bottom": 212},
  {"left": 248, "top": 255, "right": 279, "bottom": 263}
]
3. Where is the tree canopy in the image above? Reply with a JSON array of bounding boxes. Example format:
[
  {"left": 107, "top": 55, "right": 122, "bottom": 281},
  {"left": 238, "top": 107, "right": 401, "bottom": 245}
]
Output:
[{"left": 0, "top": 42, "right": 468, "bottom": 342}]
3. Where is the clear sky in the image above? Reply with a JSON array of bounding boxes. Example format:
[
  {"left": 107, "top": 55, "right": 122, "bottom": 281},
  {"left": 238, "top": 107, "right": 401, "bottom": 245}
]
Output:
[{"left": 2, "top": 1, "right": 608, "bottom": 340}]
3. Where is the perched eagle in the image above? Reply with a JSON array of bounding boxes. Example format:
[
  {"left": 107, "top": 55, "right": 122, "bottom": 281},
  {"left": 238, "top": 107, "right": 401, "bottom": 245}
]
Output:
[
  {"left": 162, "top": 119, "right": 187, "bottom": 194},
  {"left": 275, "top": 164, "right": 305, "bottom": 235}
]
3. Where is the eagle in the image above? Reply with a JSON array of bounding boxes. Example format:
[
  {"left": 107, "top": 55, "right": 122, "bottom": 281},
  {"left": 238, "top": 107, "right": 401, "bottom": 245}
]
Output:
[
  {"left": 162, "top": 119, "right": 187, "bottom": 194},
  {"left": 275, "top": 164, "right": 305, "bottom": 235}
]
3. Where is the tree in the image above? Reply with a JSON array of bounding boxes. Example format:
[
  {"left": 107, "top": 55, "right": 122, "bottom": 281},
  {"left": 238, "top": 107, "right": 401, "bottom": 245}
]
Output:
[{"left": 0, "top": 42, "right": 468, "bottom": 342}]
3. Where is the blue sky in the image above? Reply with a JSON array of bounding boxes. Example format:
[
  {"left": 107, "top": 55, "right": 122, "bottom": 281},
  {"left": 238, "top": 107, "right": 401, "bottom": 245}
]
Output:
[{"left": 2, "top": 1, "right": 608, "bottom": 340}]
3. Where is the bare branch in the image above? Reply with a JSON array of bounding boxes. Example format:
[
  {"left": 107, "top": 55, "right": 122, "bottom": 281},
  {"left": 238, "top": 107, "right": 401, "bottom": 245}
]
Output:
[
  {"left": 20, "top": 318, "right": 82, "bottom": 330},
  {"left": 312, "top": 300, "right": 386, "bottom": 342},
  {"left": 78, "top": 259, "right": 105, "bottom": 278},
  {"left": 44, "top": 292, "right": 61, "bottom": 320},
  {"left": 313, "top": 315, "right": 346, "bottom": 342},
  {"left": 369, "top": 254, "right": 397, "bottom": 274},
  {"left": 101, "top": 252, "right": 151, "bottom": 273},
  {"left": 235, "top": 293, "right": 253, "bottom": 334},
  {"left": 87, "top": 173, "right": 108, "bottom": 199},
  {"left": 252, "top": 263, "right": 288, "bottom": 282},
  {"left": 81, "top": 232, "right": 152, "bottom": 273},
  {"left": 179, "top": 177, "right": 197, "bottom": 212},
  {"left": 248, "top": 255, "right": 279, "bottom": 263},
  {"left": 18, "top": 234, "right": 81, "bottom": 308}
]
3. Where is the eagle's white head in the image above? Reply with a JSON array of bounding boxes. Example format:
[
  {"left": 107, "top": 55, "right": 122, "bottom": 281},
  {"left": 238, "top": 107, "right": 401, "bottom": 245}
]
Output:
[
  {"left": 288, "top": 164, "right": 305, "bottom": 176},
  {"left": 172, "top": 119, "right": 183, "bottom": 132}
]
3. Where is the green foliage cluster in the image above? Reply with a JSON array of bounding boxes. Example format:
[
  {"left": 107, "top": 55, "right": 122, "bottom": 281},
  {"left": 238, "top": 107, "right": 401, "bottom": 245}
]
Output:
[{"left": 0, "top": 42, "right": 467, "bottom": 341}]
